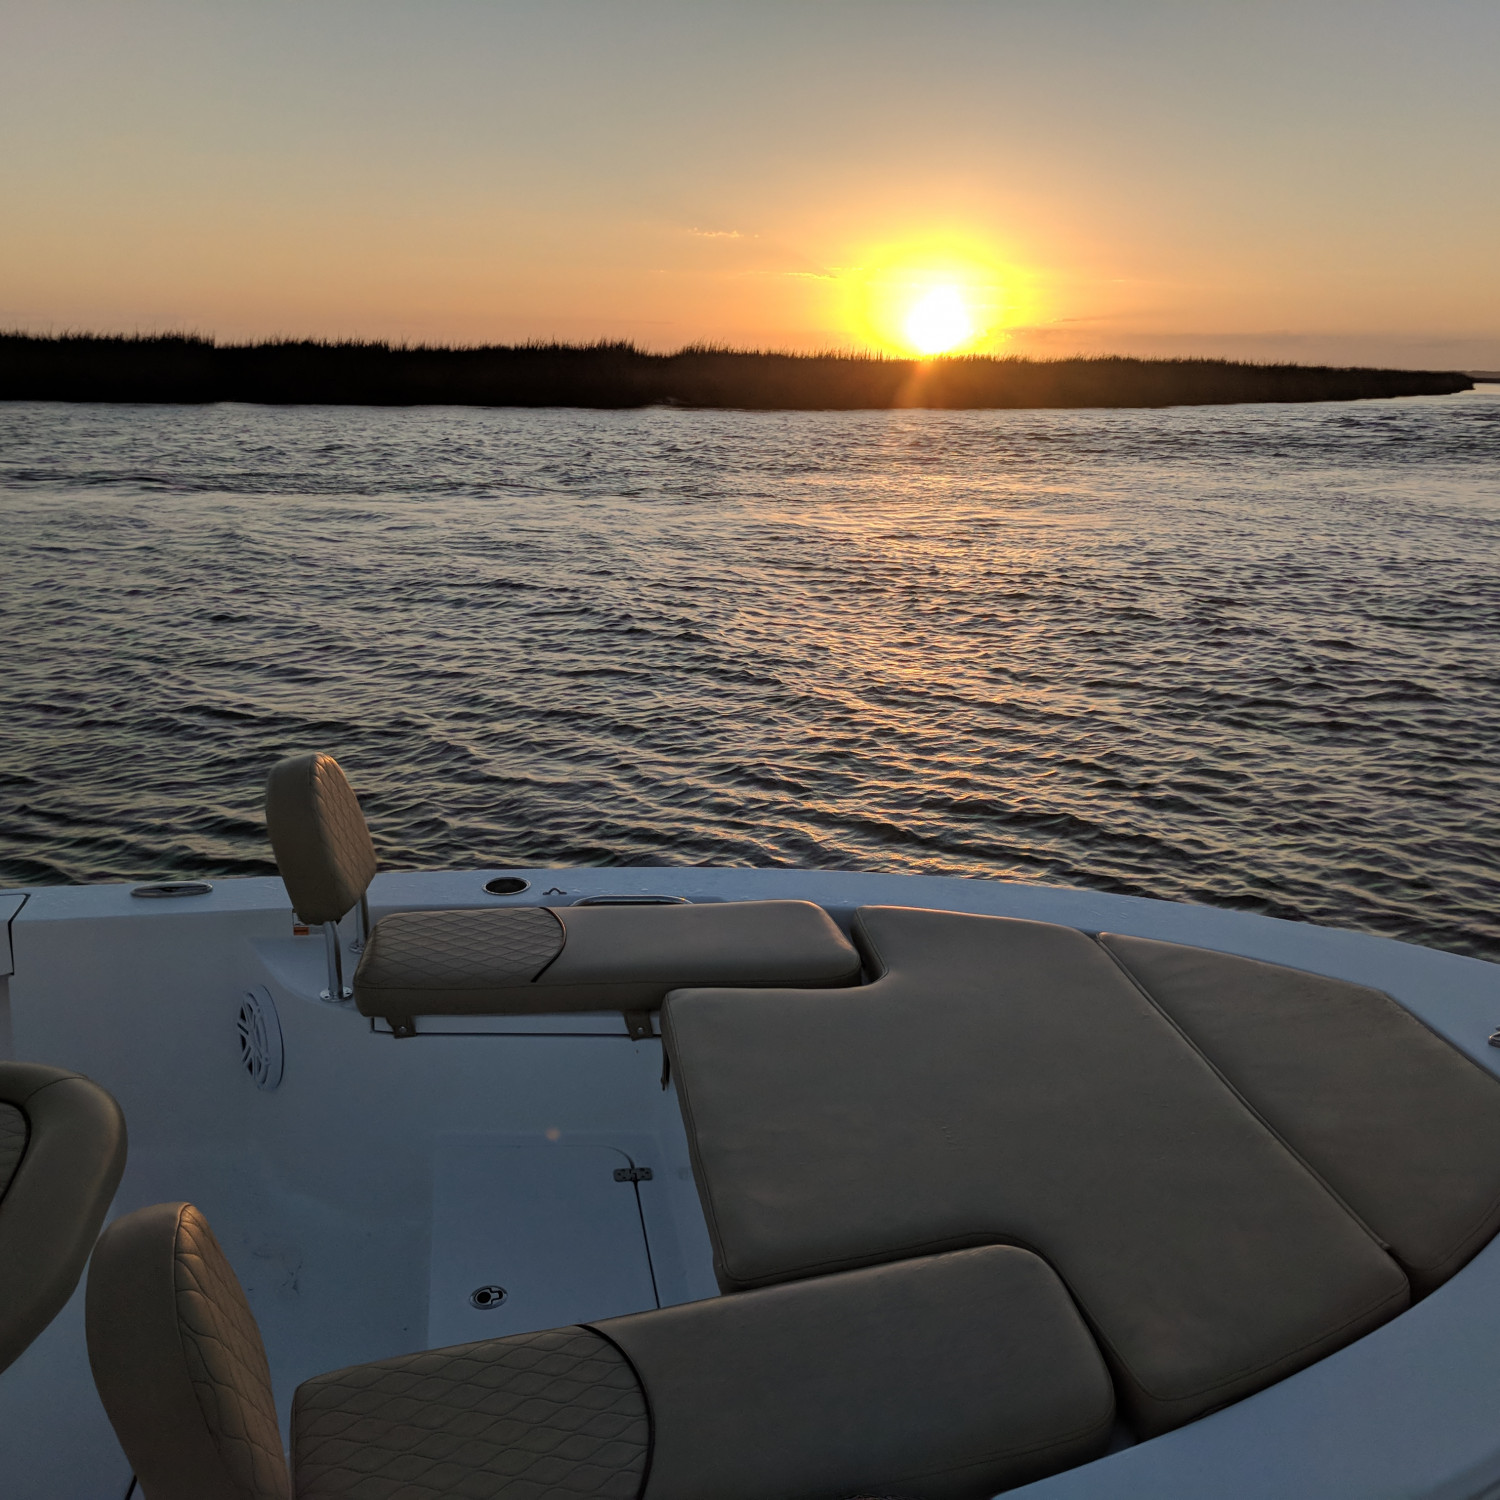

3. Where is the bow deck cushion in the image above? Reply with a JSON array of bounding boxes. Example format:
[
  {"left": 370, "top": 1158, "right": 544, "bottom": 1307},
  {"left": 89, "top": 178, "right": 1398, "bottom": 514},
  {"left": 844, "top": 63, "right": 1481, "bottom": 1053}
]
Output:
[
  {"left": 1100, "top": 933, "right": 1500, "bottom": 1295},
  {"left": 663, "top": 906, "right": 1412, "bottom": 1436}
]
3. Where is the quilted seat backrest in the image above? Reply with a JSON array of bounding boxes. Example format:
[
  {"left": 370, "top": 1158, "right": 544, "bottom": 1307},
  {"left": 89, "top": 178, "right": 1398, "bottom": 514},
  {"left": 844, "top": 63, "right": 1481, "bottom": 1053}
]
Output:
[
  {"left": 87, "top": 1201, "right": 290, "bottom": 1500},
  {"left": 0, "top": 1102, "right": 25, "bottom": 1201},
  {"left": 0, "top": 1062, "right": 127, "bottom": 1375},
  {"left": 266, "top": 753, "right": 378, "bottom": 927}
]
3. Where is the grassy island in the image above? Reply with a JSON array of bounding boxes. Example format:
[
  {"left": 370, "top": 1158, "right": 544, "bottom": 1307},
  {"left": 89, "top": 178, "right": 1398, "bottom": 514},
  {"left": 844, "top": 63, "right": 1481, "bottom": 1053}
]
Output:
[{"left": 0, "top": 333, "right": 1473, "bottom": 410}]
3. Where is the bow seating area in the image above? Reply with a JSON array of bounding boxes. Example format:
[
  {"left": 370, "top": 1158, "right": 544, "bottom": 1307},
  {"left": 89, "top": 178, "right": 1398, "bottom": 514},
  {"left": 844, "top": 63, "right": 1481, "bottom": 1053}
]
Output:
[
  {"left": 90, "top": 1203, "right": 1114, "bottom": 1500},
  {"left": 663, "top": 906, "right": 1500, "bottom": 1438},
  {"left": 83, "top": 752, "right": 1487, "bottom": 1496},
  {"left": 265, "top": 752, "right": 863, "bottom": 1034}
]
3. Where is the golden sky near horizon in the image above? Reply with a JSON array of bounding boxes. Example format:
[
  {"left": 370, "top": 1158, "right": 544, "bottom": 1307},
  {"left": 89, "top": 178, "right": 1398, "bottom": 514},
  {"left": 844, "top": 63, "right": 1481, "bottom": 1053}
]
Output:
[{"left": 1, "top": 1, "right": 1497, "bottom": 367}]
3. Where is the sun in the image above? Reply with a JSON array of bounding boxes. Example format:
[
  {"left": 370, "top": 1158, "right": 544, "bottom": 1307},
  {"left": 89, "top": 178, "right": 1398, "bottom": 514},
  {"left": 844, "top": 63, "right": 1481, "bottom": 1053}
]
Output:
[
  {"left": 904, "top": 285, "right": 974, "bottom": 356},
  {"left": 834, "top": 237, "right": 1027, "bottom": 358}
]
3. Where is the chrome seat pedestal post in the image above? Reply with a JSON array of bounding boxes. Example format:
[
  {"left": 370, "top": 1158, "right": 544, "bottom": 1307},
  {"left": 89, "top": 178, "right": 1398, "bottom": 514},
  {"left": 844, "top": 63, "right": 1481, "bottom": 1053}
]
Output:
[
  {"left": 321, "top": 921, "right": 353, "bottom": 1004},
  {"left": 350, "top": 893, "right": 371, "bottom": 954}
]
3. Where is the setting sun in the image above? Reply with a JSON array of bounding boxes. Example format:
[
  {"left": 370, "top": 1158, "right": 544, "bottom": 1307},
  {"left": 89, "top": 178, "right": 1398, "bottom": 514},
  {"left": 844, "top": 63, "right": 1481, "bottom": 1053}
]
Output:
[
  {"left": 833, "top": 237, "right": 1031, "bottom": 357},
  {"left": 904, "top": 286, "right": 974, "bottom": 355}
]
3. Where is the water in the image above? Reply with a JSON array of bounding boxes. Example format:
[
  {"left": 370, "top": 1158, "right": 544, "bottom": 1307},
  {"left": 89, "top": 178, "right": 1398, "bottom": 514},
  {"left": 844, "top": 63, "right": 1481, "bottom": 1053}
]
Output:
[{"left": 1, "top": 395, "right": 1496, "bottom": 960}]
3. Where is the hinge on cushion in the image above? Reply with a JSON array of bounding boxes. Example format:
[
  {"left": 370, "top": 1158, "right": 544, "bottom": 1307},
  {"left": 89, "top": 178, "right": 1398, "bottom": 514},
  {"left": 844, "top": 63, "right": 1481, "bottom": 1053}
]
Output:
[
  {"left": 387, "top": 1018, "right": 418, "bottom": 1039},
  {"left": 622, "top": 1010, "right": 654, "bottom": 1041},
  {"left": 614, "top": 1167, "right": 653, "bottom": 1183}
]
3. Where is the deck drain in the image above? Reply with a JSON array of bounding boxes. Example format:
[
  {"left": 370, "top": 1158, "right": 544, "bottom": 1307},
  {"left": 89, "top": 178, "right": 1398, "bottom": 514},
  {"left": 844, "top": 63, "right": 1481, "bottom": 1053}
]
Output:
[
  {"left": 470, "top": 1285, "right": 508, "bottom": 1309},
  {"left": 237, "top": 987, "right": 284, "bottom": 1091}
]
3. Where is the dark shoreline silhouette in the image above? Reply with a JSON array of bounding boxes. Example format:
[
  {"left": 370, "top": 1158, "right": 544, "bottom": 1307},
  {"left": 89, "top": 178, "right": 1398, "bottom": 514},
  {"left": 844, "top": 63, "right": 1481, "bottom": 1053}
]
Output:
[{"left": 0, "top": 333, "right": 1473, "bottom": 410}]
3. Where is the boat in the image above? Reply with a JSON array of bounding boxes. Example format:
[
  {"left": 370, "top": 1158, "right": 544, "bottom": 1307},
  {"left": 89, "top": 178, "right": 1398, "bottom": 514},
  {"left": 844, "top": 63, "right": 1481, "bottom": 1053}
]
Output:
[{"left": 3, "top": 751, "right": 1500, "bottom": 1500}]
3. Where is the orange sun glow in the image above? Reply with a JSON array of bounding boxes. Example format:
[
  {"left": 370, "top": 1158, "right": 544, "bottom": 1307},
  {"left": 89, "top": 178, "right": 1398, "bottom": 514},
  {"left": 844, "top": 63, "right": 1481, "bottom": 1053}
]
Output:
[{"left": 835, "top": 239, "right": 1026, "bottom": 357}]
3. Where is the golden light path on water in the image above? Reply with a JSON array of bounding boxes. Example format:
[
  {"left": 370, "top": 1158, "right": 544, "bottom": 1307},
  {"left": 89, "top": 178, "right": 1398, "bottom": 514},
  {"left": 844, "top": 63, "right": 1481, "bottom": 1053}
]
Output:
[{"left": 1, "top": 396, "right": 1496, "bottom": 962}]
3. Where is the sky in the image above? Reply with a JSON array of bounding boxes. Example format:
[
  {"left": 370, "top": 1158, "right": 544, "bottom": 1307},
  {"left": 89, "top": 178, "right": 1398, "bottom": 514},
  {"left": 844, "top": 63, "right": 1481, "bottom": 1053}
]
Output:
[{"left": 1, "top": 1, "right": 1496, "bottom": 367}]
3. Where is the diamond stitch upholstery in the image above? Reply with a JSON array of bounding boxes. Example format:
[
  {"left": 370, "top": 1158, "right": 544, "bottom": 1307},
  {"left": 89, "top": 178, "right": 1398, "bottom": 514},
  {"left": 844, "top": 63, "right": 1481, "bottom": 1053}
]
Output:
[
  {"left": 354, "top": 899, "right": 861, "bottom": 1025},
  {"left": 292, "top": 1327, "right": 648, "bottom": 1500},
  {"left": 88, "top": 1201, "right": 290, "bottom": 1500},
  {"left": 595, "top": 1245, "right": 1115, "bottom": 1500},
  {"left": 0, "top": 1061, "right": 127, "bottom": 1375},
  {"left": 90, "top": 1202, "right": 1112, "bottom": 1500},
  {"left": 262, "top": 754, "right": 862, "bottom": 1030},
  {"left": 292, "top": 1248, "right": 1112, "bottom": 1500},
  {"left": 0, "top": 1102, "right": 25, "bottom": 1200},
  {"left": 266, "top": 753, "right": 379, "bottom": 926},
  {"left": 357, "top": 907, "right": 565, "bottom": 993}
]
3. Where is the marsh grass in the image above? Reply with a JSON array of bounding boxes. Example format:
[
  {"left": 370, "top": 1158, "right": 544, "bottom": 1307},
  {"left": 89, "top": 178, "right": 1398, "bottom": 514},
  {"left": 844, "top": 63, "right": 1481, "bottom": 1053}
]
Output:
[{"left": 0, "top": 333, "right": 1472, "bottom": 409}]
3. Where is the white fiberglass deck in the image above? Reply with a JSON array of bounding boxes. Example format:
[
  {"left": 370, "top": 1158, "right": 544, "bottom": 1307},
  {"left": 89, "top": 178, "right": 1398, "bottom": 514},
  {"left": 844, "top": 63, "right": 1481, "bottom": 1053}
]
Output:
[{"left": 2, "top": 867, "right": 1499, "bottom": 1500}]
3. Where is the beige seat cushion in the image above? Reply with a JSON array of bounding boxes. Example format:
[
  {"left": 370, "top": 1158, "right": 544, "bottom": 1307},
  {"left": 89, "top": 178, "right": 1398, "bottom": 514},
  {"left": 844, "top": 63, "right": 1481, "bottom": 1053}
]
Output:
[
  {"left": 354, "top": 900, "right": 861, "bottom": 1024},
  {"left": 266, "top": 753, "right": 378, "bottom": 927},
  {"left": 663, "top": 906, "right": 1410, "bottom": 1436},
  {"left": 87, "top": 1200, "right": 289, "bottom": 1500},
  {"left": 0, "top": 1062, "right": 127, "bottom": 1375},
  {"left": 1101, "top": 934, "right": 1500, "bottom": 1295},
  {"left": 596, "top": 1245, "right": 1114, "bottom": 1500},
  {"left": 294, "top": 1247, "right": 1112, "bottom": 1500},
  {"left": 293, "top": 1327, "right": 648, "bottom": 1500}
]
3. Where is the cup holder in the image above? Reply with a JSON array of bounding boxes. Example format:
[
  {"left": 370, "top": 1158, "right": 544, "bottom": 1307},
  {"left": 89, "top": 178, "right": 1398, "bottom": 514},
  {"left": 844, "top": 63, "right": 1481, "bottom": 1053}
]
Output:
[{"left": 483, "top": 877, "right": 531, "bottom": 896}]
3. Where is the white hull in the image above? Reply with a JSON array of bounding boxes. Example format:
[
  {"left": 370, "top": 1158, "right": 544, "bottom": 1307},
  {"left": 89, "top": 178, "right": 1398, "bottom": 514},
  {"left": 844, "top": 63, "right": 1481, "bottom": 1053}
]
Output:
[{"left": 3, "top": 867, "right": 1499, "bottom": 1499}]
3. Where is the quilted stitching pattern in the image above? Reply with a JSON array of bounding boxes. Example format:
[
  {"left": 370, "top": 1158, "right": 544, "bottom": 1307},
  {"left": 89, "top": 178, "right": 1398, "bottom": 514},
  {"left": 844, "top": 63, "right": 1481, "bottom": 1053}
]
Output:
[
  {"left": 0, "top": 1103, "right": 27, "bottom": 1201},
  {"left": 292, "top": 1327, "right": 648, "bottom": 1500},
  {"left": 310, "top": 756, "right": 379, "bottom": 917},
  {"left": 173, "top": 1205, "right": 290, "bottom": 1500},
  {"left": 358, "top": 908, "right": 564, "bottom": 991}
]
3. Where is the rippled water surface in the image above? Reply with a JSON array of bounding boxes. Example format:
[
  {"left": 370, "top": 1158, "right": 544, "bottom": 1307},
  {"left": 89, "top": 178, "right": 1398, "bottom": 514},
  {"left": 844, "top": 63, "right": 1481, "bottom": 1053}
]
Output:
[{"left": 2, "top": 395, "right": 1497, "bottom": 958}]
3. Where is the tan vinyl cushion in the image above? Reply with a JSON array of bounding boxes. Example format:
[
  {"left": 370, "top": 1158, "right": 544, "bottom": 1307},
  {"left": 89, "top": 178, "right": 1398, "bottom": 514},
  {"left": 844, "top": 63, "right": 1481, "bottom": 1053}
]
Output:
[
  {"left": 663, "top": 906, "right": 1410, "bottom": 1437},
  {"left": 595, "top": 1246, "right": 1115, "bottom": 1500},
  {"left": 87, "top": 1201, "right": 290, "bottom": 1500},
  {"left": 266, "top": 752, "right": 378, "bottom": 926},
  {"left": 354, "top": 900, "right": 862, "bottom": 1022},
  {"left": 1101, "top": 933, "right": 1500, "bottom": 1295},
  {"left": 292, "top": 1327, "right": 648, "bottom": 1500},
  {"left": 0, "top": 1062, "right": 127, "bottom": 1375}
]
